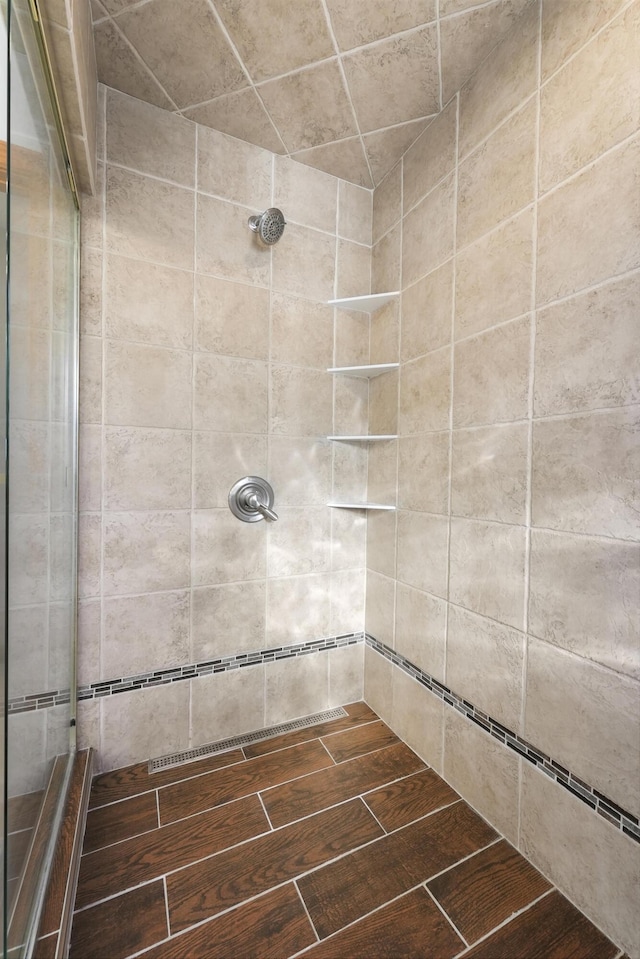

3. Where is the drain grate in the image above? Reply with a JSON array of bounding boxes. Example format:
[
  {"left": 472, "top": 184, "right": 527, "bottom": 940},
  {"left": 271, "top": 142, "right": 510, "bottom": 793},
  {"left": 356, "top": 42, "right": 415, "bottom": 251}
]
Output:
[{"left": 148, "top": 706, "right": 348, "bottom": 773}]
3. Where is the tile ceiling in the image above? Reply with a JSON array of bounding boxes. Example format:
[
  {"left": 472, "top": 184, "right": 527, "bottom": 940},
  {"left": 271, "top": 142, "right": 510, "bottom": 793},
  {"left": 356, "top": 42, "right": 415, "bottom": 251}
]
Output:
[{"left": 91, "top": 0, "right": 533, "bottom": 188}]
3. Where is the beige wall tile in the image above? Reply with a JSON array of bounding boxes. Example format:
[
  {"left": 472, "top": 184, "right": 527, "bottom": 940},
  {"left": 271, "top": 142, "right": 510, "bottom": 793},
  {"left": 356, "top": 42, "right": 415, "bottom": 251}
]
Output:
[
  {"left": 338, "top": 180, "right": 372, "bottom": 246},
  {"left": 106, "top": 87, "right": 196, "bottom": 186},
  {"left": 402, "top": 174, "right": 455, "bottom": 287},
  {"left": 541, "top": 0, "right": 631, "bottom": 81},
  {"left": 532, "top": 408, "right": 639, "bottom": 540},
  {"left": 105, "top": 340, "right": 192, "bottom": 429},
  {"left": 372, "top": 223, "right": 401, "bottom": 293},
  {"left": 392, "top": 667, "right": 444, "bottom": 771},
  {"left": 444, "top": 709, "right": 520, "bottom": 845},
  {"left": 272, "top": 222, "right": 336, "bottom": 301},
  {"left": 12, "top": 328, "right": 50, "bottom": 422},
  {"left": 192, "top": 508, "right": 267, "bottom": 586},
  {"left": 198, "top": 125, "right": 272, "bottom": 208},
  {"left": 80, "top": 245, "right": 102, "bottom": 336},
  {"left": 78, "top": 513, "right": 101, "bottom": 600},
  {"left": 333, "top": 376, "right": 368, "bottom": 437},
  {"left": 100, "top": 682, "right": 190, "bottom": 771},
  {"left": 536, "top": 137, "right": 640, "bottom": 306},
  {"left": 399, "top": 348, "right": 451, "bottom": 435},
  {"left": 105, "top": 427, "right": 191, "bottom": 510},
  {"left": 334, "top": 311, "right": 370, "bottom": 368},
  {"left": 525, "top": 638, "right": 640, "bottom": 818},
  {"left": 451, "top": 423, "right": 528, "bottom": 524},
  {"left": 457, "top": 101, "right": 536, "bottom": 250},
  {"left": 191, "top": 666, "right": 266, "bottom": 746},
  {"left": 373, "top": 163, "right": 401, "bottom": 243},
  {"left": 9, "top": 606, "right": 47, "bottom": 697},
  {"left": 81, "top": 160, "right": 104, "bottom": 250},
  {"left": 329, "top": 643, "right": 365, "bottom": 707},
  {"left": 369, "top": 370, "right": 398, "bottom": 436},
  {"left": 267, "top": 507, "right": 331, "bottom": 577},
  {"left": 447, "top": 605, "right": 524, "bottom": 732},
  {"left": 78, "top": 599, "right": 101, "bottom": 687},
  {"left": 449, "top": 518, "right": 526, "bottom": 629},
  {"left": 397, "top": 510, "right": 449, "bottom": 599},
  {"left": 395, "top": 582, "right": 446, "bottom": 681},
  {"left": 534, "top": 271, "right": 640, "bottom": 416},
  {"left": 10, "top": 421, "right": 49, "bottom": 514},
  {"left": 77, "top": 700, "right": 100, "bottom": 758},
  {"left": 105, "top": 254, "right": 194, "bottom": 350},
  {"left": 105, "top": 166, "right": 194, "bottom": 270},
  {"left": 455, "top": 208, "right": 534, "bottom": 339},
  {"left": 270, "top": 366, "right": 332, "bottom": 436},
  {"left": 364, "top": 118, "right": 432, "bottom": 187},
  {"left": 195, "top": 275, "right": 269, "bottom": 360},
  {"left": 366, "top": 510, "right": 397, "bottom": 579},
  {"left": 193, "top": 432, "right": 267, "bottom": 509},
  {"left": 364, "top": 644, "right": 393, "bottom": 722},
  {"left": 528, "top": 529, "right": 640, "bottom": 680},
  {"left": 540, "top": 4, "right": 640, "bottom": 193},
  {"left": 103, "top": 511, "right": 191, "bottom": 595},
  {"left": 331, "top": 508, "right": 367, "bottom": 571},
  {"left": 79, "top": 424, "right": 102, "bottom": 513},
  {"left": 370, "top": 300, "right": 400, "bottom": 364},
  {"left": 271, "top": 294, "right": 333, "bottom": 370},
  {"left": 403, "top": 97, "right": 458, "bottom": 213},
  {"left": 196, "top": 194, "right": 271, "bottom": 287},
  {"left": 453, "top": 316, "right": 531, "bottom": 428},
  {"left": 265, "top": 652, "right": 330, "bottom": 726},
  {"left": 274, "top": 156, "right": 338, "bottom": 234},
  {"left": 185, "top": 88, "right": 287, "bottom": 156},
  {"left": 342, "top": 25, "right": 439, "bottom": 134},
  {"left": 93, "top": 19, "right": 175, "bottom": 112},
  {"left": 365, "top": 570, "right": 396, "bottom": 647},
  {"left": 265, "top": 574, "right": 331, "bottom": 647},
  {"left": 330, "top": 568, "right": 366, "bottom": 635},
  {"left": 326, "top": 0, "right": 436, "bottom": 50},
  {"left": 102, "top": 590, "right": 190, "bottom": 677},
  {"left": 294, "top": 137, "right": 373, "bottom": 190},
  {"left": 192, "top": 582, "right": 266, "bottom": 660},
  {"left": 331, "top": 441, "right": 368, "bottom": 503},
  {"left": 194, "top": 353, "right": 268, "bottom": 433},
  {"left": 337, "top": 239, "right": 371, "bottom": 299},
  {"left": 401, "top": 261, "right": 453, "bottom": 362},
  {"left": 268, "top": 436, "right": 331, "bottom": 508},
  {"left": 398, "top": 432, "right": 449, "bottom": 514}
]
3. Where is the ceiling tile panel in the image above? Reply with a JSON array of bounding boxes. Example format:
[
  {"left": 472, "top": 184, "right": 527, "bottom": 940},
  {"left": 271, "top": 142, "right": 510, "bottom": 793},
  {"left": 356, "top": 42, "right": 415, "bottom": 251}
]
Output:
[
  {"left": 93, "top": 18, "right": 175, "bottom": 110},
  {"left": 363, "top": 117, "right": 432, "bottom": 183},
  {"left": 325, "top": 0, "right": 437, "bottom": 51},
  {"left": 258, "top": 59, "right": 358, "bottom": 153},
  {"left": 184, "top": 87, "right": 287, "bottom": 155},
  {"left": 116, "top": 0, "right": 246, "bottom": 109},
  {"left": 293, "top": 137, "right": 374, "bottom": 188},
  {"left": 215, "top": 0, "right": 335, "bottom": 83},
  {"left": 342, "top": 24, "right": 440, "bottom": 133}
]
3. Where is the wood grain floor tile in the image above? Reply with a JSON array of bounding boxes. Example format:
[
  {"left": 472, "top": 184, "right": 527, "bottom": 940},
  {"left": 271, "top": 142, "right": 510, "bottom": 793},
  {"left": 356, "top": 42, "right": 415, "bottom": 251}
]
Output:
[
  {"left": 302, "top": 887, "right": 464, "bottom": 958},
  {"left": 159, "top": 739, "right": 333, "bottom": 825},
  {"left": 298, "top": 800, "right": 497, "bottom": 940},
  {"left": 83, "top": 791, "right": 159, "bottom": 854},
  {"left": 89, "top": 749, "right": 245, "bottom": 809},
  {"left": 428, "top": 839, "right": 552, "bottom": 944},
  {"left": 140, "top": 884, "right": 316, "bottom": 959},
  {"left": 364, "top": 767, "right": 460, "bottom": 832},
  {"left": 7, "top": 790, "right": 44, "bottom": 832},
  {"left": 75, "top": 794, "right": 268, "bottom": 910},
  {"left": 460, "top": 889, "right": 619, "bottom": 958},
  {"left": 243, "top": 702, "right": 380, "bottom": 759},
  {"left": 70, "top": 880, "right": 168, "bottom": 959},
  {"left": 321, "top": 720, "right": 400, "bottom": 763},
  {"left": 33, "top": 934, "right": 58, "bottom": 959},
  {"left": 167, "top": 798, "right": 383, "bottom": 934},
  {"left": 262, "top": 742, "right": 425, "bottom": 829}
]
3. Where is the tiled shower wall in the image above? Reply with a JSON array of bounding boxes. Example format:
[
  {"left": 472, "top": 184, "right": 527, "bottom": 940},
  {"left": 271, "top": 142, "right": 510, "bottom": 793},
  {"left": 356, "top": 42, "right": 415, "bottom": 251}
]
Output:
[
  {"left": 77, "top": 84, "right": 373, "bottom": 771},
  {"left": 363, "top": 0, "right": 639, "bottom": 954}
]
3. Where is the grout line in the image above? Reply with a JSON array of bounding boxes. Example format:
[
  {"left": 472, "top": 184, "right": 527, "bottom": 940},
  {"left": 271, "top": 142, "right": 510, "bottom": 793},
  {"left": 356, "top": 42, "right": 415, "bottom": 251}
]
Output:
[
  {"left": 359, "top": 796, "right": 388, "bottom": 835},
  {"left": 155, "top": 789, "right": 161, "bottom": 829},
  {"left": 436, "top": 0, "right": 444, "bottom": 111},
  {"left": 424, "top": 882, "right": 469, "bottom": 949},
  {"left": 257, "top": 791, "right": 274, "bottom": 831},
  {"left": 293, "top": 879, "right": 321, "bottom": 943},
  {"left": 162, "top": 875, "right": 171, "bottom": 940},
  {"left": 450, "top": 886, "right": 555, "bottom": 958}
]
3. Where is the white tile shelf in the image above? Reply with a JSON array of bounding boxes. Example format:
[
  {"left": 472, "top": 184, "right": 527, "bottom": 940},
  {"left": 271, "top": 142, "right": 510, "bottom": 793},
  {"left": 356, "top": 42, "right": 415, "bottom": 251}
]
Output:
[
  {"left": 327, "top": 503, "right": 396, "bottom": 510},
  {"left": 326, "top": 434, "right": 398, "bottom": 441},
  {"left": 327, "top": 363, "right": 399, "bottom": 377},
  {"left": 327, "top": 291, "right": 400, "bottom": 313}
]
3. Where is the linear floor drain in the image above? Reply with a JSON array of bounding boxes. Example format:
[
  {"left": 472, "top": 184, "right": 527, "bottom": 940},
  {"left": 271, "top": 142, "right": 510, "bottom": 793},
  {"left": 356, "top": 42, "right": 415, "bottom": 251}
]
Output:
[{"left": 148, "top": 706, "right": 348, "bottom": 773}]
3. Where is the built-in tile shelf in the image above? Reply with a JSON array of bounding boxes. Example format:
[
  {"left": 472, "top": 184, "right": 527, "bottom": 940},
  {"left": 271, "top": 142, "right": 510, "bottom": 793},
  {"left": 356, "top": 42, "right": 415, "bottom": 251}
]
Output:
[
  {"left": 327, "top": 291, "right": 400, "bottom": 313},
  {"left": 327, "top": 502, "right": 396, "bottom": 510},
  {"left": 327, "top": 363, "right": 399, "bottom": 378},
  {"left": 327, "top": 434, "right": 398, "bottom": 441}
]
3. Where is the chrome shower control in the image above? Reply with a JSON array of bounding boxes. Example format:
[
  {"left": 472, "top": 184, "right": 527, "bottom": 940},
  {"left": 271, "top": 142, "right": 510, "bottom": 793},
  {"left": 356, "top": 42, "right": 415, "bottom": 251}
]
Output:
[{"left": 229, "top": 476, "right": 278, "bottom": 523}]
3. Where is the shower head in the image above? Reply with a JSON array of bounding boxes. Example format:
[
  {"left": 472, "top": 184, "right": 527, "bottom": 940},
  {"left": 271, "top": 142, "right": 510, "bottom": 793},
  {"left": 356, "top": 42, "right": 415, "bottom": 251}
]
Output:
[{"left": 248, "top": 207, "right": 286, "bottom": 245}]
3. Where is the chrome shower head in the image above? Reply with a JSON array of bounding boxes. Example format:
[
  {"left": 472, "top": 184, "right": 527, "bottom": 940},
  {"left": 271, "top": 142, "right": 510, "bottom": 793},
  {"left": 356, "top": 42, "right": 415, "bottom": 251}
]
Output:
[{"left": 248, "top": 207, "right": 286, "bottom": 245}]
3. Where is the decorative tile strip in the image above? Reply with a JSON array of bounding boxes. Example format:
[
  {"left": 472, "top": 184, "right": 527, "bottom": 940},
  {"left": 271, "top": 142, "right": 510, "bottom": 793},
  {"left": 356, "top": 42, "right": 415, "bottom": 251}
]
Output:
[{"left": 365, "top": 633, "right": 640, "bottom": 845}]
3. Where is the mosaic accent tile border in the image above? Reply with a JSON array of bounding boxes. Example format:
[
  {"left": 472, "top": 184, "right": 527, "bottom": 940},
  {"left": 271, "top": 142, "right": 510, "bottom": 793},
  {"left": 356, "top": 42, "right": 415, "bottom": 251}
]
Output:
[{"left": 365, "top": 633, "right": 640, "bottom": 845}]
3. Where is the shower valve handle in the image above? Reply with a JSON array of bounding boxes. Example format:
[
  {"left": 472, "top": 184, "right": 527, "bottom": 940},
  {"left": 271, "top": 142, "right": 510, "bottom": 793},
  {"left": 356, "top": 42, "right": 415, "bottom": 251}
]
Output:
[
  {"left": 229, "top": 476, "right": 278, "bottom": 523},
  {"left": 246, "top": 493, "right": 278, "bottom": 522}
]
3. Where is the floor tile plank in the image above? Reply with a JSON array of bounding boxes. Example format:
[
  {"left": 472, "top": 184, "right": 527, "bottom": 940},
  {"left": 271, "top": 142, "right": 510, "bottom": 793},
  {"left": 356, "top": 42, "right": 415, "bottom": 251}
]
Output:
[
  {"left": 298, "top": 800, "right": 497, "bottom": 940},
  {"left": 75, "top": 794, "right": 268, "bottom": 910},
  {"left": 70, "top": 881, "right": 167, "bottom": 959},
  {"left": 459, "top": 889, "right": 619, "bottom": 958},
  {"left": 262, "top": 742, "right": 425, "bottom": 829},
  {"left": 301, "top": 887, "right": 464, "bottom": 958},
  {"left": 321, "top": 720, "right": 400, "bottom": 763},
  {"left": 83, "top": 791, "right": 159, "bottom": 854},
  {"left": 365, "top": 768, "right": 460, "bottom": 832},
  {"left": 159, "top": 739, "right": 333, "bottom": 825},
  {"left": 167, "top": 798, "right": 383, "bottom": 934},
  {"left": 89, "top": 749, "right": 245, "bottom": 808},
  {"left": 140, "top": 884, "right": 316, "bottom": 959},
  {"left": 428, "top": 839, "right": 552, "bottom": 944},
  {"left": 243, "top": 702, "right": 380, "bottom": 759}
]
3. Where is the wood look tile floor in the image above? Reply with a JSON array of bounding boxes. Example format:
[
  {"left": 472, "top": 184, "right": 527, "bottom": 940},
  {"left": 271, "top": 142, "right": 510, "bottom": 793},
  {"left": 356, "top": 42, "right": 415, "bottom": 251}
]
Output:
[{"left": 70, "top": 702, "right": 622, "bottom": 959}]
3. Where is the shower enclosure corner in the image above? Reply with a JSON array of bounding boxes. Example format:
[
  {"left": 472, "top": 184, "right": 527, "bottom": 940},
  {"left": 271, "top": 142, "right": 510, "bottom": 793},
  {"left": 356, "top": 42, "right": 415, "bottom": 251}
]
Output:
[{"left": 2, "top": 0, "right": 80, "bottom": 954}]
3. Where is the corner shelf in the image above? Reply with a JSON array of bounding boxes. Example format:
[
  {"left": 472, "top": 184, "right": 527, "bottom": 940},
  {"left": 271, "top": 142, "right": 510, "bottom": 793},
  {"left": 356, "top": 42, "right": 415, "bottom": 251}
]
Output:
[
  {"left": 327, "top": 363, "right": 399, "bottom": 378},
  {"left": 328, "top": 292, "right": 400, "bottom": 314},
  {"left": 327, "top": 435, "right": 397, "bottom": 442},
  {"left": 328, "top": 502, "right": 396, "bottom": 511}
]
